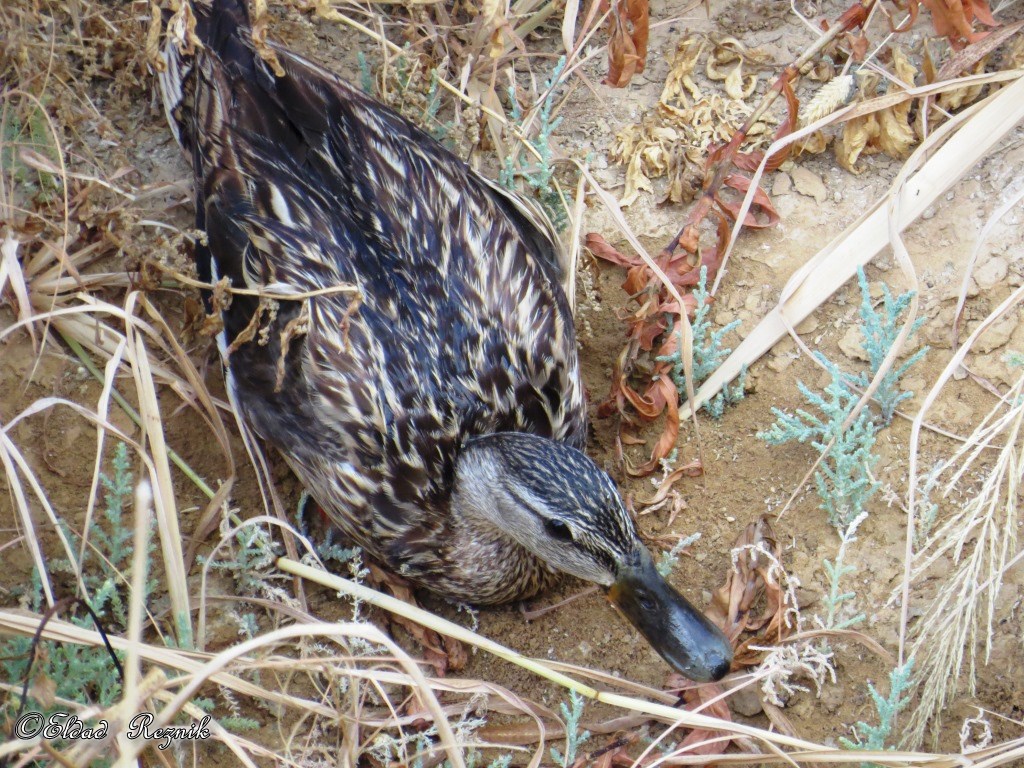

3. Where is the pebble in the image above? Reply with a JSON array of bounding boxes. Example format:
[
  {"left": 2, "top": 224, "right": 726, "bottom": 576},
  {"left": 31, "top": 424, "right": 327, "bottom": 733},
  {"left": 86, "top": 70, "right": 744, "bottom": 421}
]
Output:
[
  {"left": 820, "top": 685, "right": 845, "bottom": 714},
  {"left": 838, "top": 325, "right": 869, "bottom": 362},
  {"left": 929, "top": 398, "right": 974, "bottom": 428},
  {"left": 941, "top": 277, "right": 978, "bottom": 301},
  {"left": 975, "top": 314, "right": 1017, "bottom": 354},
  {"left": 796, "top": 316, "right": 819, "bottom": 334},
  {"left": 972, "top": 352, "right": 1017, "bottom": 388},
  {"left": 900, "top": 375, "right": 926, "bottom": 394},
  {"left": 790, "top": 166, "right": 827, "bottom": 203},
  {"left": 794, "top": 586, "right": 822, "bottom": 608},
  {"left": 730, "top": 686, "right": 765, "bottom": 717},
  {"left": 974, "top": 256, "right": 1009, "bottom": 290},
  {"left": 772, "top": 172, "right": 793, "bottom": 196}
]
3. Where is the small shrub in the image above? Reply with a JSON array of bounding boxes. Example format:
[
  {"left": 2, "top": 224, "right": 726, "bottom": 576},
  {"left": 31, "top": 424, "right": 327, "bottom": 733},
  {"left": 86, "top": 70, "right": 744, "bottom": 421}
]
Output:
[
  {"left": 550, "top": 691, "right": 590, "bottom": 767},
  {"left": 0, "top": 444, "right": 143, "bottom": 744},
  {"left": 842, "top": 267, "right": 928, "bottom": 423},
  {"left": 840, "top": 658, "right": 915, "bottom": 760},
  {"left": 759, "top": 270, "right": 926, "bottom": 530},
  {"left": 760, "top": 355, "right": 880, "bottom": 529},
  {"left": 818, "top": 513, "right": 867, "bottom": 633},
  {"left": 499, "top": 57, "right": 569, "bottom": 231},
  {"left": 656, "top": 532, "right": 701, "bottom": 577},
  {"left": 658, "top": 266, "right": 747, "bottom": 419}
]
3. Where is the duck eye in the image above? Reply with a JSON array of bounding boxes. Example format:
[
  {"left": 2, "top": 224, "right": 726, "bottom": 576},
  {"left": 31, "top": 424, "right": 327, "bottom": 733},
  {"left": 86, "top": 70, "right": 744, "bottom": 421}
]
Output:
[{"left": 544, "top": 518, "right": 574, "bottom": 541}]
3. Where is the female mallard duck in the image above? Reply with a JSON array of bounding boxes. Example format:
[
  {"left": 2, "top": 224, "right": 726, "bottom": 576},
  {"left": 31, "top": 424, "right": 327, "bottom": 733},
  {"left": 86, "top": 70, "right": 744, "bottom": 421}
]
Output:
[{"left": 158, "top": 0, "right": 731, "bottom": 681}]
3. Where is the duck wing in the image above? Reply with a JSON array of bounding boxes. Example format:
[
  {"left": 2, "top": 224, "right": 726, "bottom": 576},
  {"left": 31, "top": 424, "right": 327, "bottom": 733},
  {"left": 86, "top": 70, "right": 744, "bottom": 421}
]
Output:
[{"left": 158, "top": 1, "right": 588, "bottom": 547}]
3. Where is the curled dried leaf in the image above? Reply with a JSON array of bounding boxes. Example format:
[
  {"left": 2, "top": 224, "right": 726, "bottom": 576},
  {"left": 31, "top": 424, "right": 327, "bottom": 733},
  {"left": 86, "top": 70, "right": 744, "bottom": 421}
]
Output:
[
  {"left": 585, "top": 232, "right": 635, "bottom": 267},
  {"left": 627, "top": 376, "right": 680, "bottom": 475},
  {"left": 795, "top": 129, "right": 830, "bottom": 155},
  {"left": 878, "top": 102, "right": 916, "bottom": 158},
  {"left": 626, "top": 0, "right": 650, "bottom": 73},
  {"left": 660, "top": 37, "right": 706, "bottom": 106},
  {"left": 603, "top": 0, "right": 649, "bottom": 87},
  {"left": 844, "top": 32, "right": 870, "bottom": 61},
  {"left": 705, "top": 49, "right": 731, "bottom": 80},
  {"left": 621, "top": 150, "right": 655, "bottom": 206},
  {"left": 638, "top": 460, "right": 702, "bottom": 507},
  {"left": 876, "top": 46, "right": 918, "bottom": 158},
  {"left": 724, "top": 61, "right": 758, "bottom": 100},
  {"left": 939, "top": 57, "right": 987, "bottom": 110},
  {"left": 604, "top": 8, "right": 639, "bottom": 87},
  {"left": 801, "top": 59, "right": 836, "bottom": 81},
  {"left": 707, "top": 516, "right": 791, "bottom": 667},
  {"left": 920, "top": 0, "right": 997, "bottom": 49},
  {"left": 716, "top": 174, "right": 780, "bottom": 228},
  {"left": 836, "top": 113, "right": 880, "bottom": 173}
]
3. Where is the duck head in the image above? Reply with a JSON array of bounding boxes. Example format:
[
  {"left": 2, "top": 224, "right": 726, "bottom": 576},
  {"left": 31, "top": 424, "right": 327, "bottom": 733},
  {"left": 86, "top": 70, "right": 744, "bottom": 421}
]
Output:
[{"left": 454, "top": 432, "right": 732, "bottom": 682}]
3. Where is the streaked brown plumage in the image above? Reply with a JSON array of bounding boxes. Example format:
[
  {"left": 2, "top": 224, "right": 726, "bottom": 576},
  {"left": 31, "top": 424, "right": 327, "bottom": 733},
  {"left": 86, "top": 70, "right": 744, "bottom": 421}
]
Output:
[{"left": 158, "top": 0, "right": 732, "bottom": 680}]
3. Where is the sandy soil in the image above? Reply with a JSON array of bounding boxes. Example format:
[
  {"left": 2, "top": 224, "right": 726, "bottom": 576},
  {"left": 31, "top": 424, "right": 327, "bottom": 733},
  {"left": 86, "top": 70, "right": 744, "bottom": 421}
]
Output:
[{"left": 1, "top": 0, "right": 1022, "bottom": 761}]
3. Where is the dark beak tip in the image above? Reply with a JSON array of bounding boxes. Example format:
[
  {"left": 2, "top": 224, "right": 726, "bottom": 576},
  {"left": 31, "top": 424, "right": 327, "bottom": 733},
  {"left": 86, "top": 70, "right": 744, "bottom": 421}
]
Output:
[
  {"left": 704, "top": 648, "right": 733, "bottom": 682},
  {"left": 678, "top": 636, "right": 732, "bottom": 682},
  {"left": 610, "top": 556, "right": 735, "bottom": 683}
]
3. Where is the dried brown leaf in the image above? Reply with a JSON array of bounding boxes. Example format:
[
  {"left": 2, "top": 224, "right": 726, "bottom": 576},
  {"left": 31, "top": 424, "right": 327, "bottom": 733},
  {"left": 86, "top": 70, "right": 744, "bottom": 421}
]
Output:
[
  {"left": 846, "top": 32, "right": 870, "bottom": 61},
  {"left": 877, "top": 47, "right": 918, "bottom": 158},
  {"left": 724, "top": 61, "right": 757, "bottom": 100},
  {"left": 626, "top": 0, "right": 649, "bottom": 74},
  {"left": 603, "top": 0, "right": 647, "bottom": 87},
  {"left": 627, "top": 376, "right": 679, "bottom": 475},
  {"left": 795, "top": 130, "right": 830, "bottom": 155},
  {"left": 677, "top": 684, "right": 734, "bottom": 754},
  {"left": 939, "top": 57, "right": 988, "bottom": 110},
  {"left": 920, "top": 0, "right": 998, "bottom": 49},
  {"left": 717, "top": 174, "right": 780, "bottom": 228},
  {"left": 604, "top": 11, "right": 638, "bottom": 87},
  {"left": 707, "top": 516, "right": 787, "bottom": 664},
  {"left": 586, "top": 232, "right": 637, "bottom": 268},
  {"left": 29, "top": 672, "right": 57, "bottom": 709},
  {"left": 660, "top": 37, "right": 705, "bottom": 106},
  {"left": 835, "top": 113, "right": 880, "bottom": 173},
  {"left": 637, "top": 459, "right": 703, "bottom": 505},
  {"left": 621, "top": 150, "right": 654, "bottom": 207}
]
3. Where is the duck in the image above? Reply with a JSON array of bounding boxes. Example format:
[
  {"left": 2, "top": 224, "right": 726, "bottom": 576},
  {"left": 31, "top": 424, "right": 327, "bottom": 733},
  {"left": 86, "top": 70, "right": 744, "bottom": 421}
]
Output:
[{"left": 157, "top": 0, "right": 732, "bottom": 681}]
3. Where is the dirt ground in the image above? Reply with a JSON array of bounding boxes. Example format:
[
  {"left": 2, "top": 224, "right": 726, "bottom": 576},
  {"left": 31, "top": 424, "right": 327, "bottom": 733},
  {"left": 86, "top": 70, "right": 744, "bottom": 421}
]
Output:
[{"left": 1, "top": 0, "right": 1022, "bottom": 762}]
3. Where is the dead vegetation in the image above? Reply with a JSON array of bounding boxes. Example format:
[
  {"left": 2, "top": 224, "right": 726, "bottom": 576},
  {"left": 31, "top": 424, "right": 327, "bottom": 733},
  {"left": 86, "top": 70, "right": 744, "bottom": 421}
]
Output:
[{"left": 1, "top": 0, "right": 1023, "bottom": 765}]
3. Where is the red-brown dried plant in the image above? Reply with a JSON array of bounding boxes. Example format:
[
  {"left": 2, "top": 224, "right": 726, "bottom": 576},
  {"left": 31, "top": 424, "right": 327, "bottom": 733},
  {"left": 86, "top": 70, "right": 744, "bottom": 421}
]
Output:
[
  {"left": 601, "top": 0, "right": 649, "bottom": 87},
  {"left": 589, "top": 0, "right": 1001, "bottom": 475}
]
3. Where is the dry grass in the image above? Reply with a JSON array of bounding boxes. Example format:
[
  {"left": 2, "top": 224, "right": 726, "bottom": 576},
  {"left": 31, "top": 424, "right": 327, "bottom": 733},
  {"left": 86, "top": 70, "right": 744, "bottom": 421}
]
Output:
[
  {"left": 898, "top": 187, "right": 1024, "bottom": 746},
  {"left": 2, "top": 0, "right": 1023, "bottom": 765}
]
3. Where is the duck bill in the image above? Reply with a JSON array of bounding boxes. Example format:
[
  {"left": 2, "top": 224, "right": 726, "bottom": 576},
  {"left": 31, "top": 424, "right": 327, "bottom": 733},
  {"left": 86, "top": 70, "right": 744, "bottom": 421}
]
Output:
[{"left": 608, "top": 549, "right": 733, "bottom": 682}]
